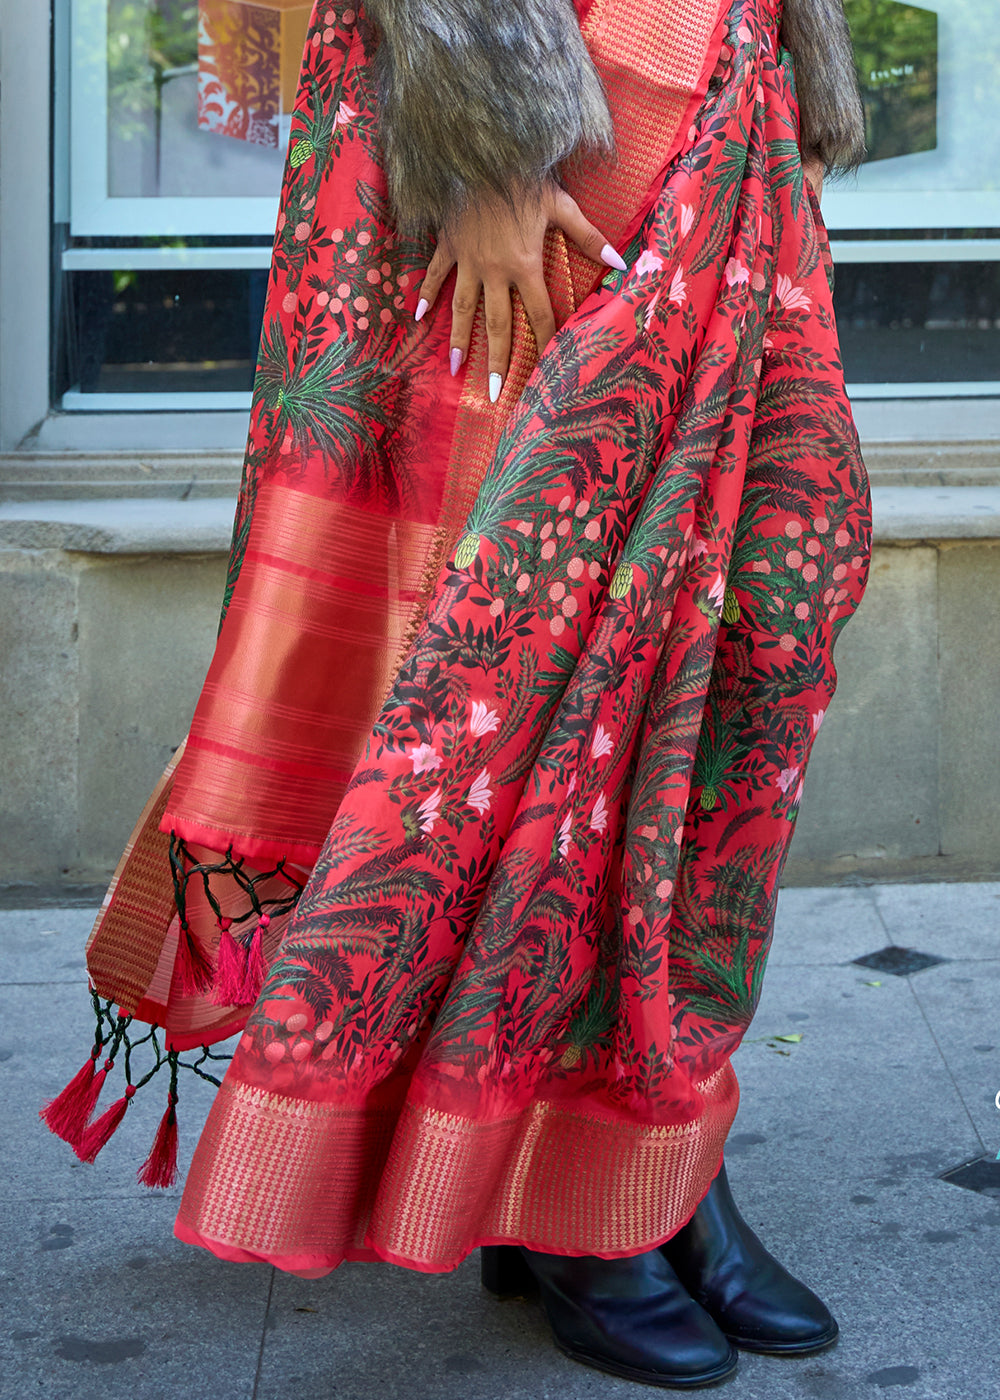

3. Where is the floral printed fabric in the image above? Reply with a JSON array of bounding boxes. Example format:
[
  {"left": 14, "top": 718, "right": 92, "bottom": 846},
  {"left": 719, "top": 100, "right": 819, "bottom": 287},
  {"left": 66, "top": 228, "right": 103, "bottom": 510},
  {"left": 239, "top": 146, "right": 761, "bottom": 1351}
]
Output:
[{"left": 178, "top": 0, "right": 871, "bottom": 1265}]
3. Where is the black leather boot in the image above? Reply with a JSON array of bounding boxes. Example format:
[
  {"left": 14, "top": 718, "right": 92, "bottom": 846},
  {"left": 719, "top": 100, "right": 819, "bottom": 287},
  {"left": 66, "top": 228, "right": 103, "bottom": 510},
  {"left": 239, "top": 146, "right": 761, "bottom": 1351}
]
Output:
[
  {"left": 661, "top": 1162, "right": 838, "bottom": 1355},
  {"left": 482, "top": 1244, "right": 738, "bottom": 1388}
]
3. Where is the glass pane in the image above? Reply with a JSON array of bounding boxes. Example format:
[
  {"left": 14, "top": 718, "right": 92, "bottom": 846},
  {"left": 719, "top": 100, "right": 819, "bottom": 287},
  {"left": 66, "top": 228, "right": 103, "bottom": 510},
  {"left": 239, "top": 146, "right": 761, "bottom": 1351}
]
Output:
[
  {"left": 106, "top": 0, "right": 289, "bottom": 200},
  {"left": 52, "top": 0, "right": 1000, "bottom": 406},
  {"left": 831, "top": 0, "right": 1000, "bottom": 228},
  {"left": 69, "top": 0, "right": 309, "bottom": 234},
  {"left": 835, "top": 261, "right": 1000, "bottom": 383},
  {"left": 55, "top": 265, "right": 268, "bottom": 396}
]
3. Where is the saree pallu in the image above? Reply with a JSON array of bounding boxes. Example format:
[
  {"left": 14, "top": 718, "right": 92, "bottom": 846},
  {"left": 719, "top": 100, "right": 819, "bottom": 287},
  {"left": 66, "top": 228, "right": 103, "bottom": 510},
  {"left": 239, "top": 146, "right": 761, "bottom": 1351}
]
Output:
[{"left": 79, "top": 0, "right": 870, "bottom": 1271}]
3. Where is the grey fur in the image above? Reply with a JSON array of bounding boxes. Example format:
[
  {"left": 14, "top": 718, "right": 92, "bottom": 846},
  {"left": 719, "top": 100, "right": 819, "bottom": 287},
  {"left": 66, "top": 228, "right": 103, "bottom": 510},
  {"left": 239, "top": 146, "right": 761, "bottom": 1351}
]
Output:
[
  {"left": 365, "top": 0, "right": 866, "bottom": 230},
  {"left": 780, "top": 0, "right": 866, "bottom": 174},
  {"left": 363, "top": 0, "right": 613, "bottom": 232}
]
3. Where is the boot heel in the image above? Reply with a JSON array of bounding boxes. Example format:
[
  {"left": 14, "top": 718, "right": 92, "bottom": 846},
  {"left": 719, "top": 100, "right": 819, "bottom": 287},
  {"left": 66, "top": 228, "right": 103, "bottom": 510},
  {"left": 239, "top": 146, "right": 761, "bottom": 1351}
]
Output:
[{"left": 481, "top": 1244, "right": 537, "bottom": 1297}]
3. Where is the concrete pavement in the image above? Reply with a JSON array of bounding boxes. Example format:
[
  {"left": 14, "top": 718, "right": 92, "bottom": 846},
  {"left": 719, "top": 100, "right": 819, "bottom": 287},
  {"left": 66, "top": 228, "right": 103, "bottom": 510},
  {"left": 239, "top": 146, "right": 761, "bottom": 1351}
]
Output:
[{"left": 1, "top": 881, "right": 998, "bottom": 1400}]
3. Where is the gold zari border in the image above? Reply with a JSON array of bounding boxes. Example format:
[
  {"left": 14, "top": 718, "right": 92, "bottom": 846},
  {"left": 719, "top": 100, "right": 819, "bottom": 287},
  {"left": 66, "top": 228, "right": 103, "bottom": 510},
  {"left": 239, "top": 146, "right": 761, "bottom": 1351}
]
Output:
[{"left": 177, "top": 1064, "right": 738, "bottom": 1269}]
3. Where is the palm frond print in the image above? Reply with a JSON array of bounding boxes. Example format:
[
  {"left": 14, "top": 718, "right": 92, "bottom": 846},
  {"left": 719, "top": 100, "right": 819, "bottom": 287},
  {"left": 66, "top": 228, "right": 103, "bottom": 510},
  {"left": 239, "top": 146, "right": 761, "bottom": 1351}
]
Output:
[
  {"left": 225, "top": 0, "right": 871, "bottom": 1132},
  {"left": 254, "top": 316, "right": 403, "bottom": 496}
]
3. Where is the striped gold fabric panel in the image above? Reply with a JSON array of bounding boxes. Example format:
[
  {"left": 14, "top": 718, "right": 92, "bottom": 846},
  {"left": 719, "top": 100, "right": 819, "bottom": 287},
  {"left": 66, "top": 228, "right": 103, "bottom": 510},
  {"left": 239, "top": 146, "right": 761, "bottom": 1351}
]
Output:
[
  {"left": 166, "top": 486, "right": 441, "bottom": 859},
  {"left": 578, "top": 0, "right": 727, "bottom": 241}
]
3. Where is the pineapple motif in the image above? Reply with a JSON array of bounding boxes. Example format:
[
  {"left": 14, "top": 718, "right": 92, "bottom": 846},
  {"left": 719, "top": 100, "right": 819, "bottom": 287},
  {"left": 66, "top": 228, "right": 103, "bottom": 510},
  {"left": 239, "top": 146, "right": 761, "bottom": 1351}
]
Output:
[
  {"left": 610, "top": 562, "right": 634, "bottom": 599},
  {"left": 722, "top": 587, "right": 741, "bottom": 624},
  {"left": 692, "top": 696, "right": 745, "bottom": 813},
  {"left": 289, "top": 138, "right": 315, "bottom": 168},
  {"left": 454, "top": 532, "right": 481, "bottom": 569},
  {"left": 556, "top": 977, "right": 615, "bottom": 1071}
]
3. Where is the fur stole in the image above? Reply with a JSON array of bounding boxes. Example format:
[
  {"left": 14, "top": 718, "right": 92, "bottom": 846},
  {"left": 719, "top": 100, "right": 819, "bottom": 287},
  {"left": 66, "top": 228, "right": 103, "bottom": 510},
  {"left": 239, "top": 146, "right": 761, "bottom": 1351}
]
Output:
[
  {"left": 363, "top": 0, "right": 614, "bottom": 232},
  {"left": 363, "top": 0, "right": 865, "bottom": 232}
]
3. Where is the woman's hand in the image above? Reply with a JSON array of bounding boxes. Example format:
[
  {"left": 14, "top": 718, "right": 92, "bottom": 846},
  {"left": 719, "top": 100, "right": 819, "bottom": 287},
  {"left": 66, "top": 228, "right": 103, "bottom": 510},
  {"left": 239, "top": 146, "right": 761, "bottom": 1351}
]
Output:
[
  {"left": 802, "top": 153, "right": 824, "bottom": 203},
  {"left": 414, "top": 181, "right": 626, "bottom": 403}
]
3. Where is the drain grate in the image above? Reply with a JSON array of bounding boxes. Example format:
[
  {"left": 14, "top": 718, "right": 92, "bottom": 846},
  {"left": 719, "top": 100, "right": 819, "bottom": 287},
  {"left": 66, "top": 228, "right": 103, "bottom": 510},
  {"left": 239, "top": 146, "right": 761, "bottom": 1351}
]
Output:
[
  {"left": 939, "top": 1156, "right": 1000, "bottom": 1197},
  {"left": 852, "top": 945, "right": 948, "bottom": 977}
]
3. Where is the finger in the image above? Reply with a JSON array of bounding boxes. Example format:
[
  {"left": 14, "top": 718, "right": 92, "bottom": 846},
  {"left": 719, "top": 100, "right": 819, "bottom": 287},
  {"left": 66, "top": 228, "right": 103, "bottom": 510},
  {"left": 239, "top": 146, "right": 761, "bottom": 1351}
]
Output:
[
  {"left": 550, "top": 190, "right": 626, "bottom": 271},
  {"left": 449, "top": 266, "right": 480, "bottom": 377},
  {"left": 483, "top": 278, "right": 513, "bottom": 403},
  {"left": 415, "top": 239, "right": 455, "bottom": 321},
  {"left": 517, "top": 270, "right": 557, "bottom": 355}
]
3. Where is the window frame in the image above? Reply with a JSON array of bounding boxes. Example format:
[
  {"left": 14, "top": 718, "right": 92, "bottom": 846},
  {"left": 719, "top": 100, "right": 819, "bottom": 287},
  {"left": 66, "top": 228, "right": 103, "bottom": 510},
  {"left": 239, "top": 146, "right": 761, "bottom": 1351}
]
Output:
[
  {"left": 70, "top": 0, "right": 282, "bottom": 238},
  {"left": 0, "top": 3, "right": 53, "bottom": 451}
]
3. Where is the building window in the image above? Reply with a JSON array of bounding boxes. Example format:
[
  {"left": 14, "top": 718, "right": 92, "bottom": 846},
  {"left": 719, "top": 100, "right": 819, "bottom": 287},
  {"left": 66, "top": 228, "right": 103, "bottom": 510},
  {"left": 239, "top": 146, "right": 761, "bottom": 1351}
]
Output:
[
  {"left": 54, "top": 0, "right": 307, "bottom": 411},
  {"left": 827, "top": 0, "right": 1000, "bottom": 397},
  {"left": 52, "top": 0, "right": 1000, "bottom": 414}
]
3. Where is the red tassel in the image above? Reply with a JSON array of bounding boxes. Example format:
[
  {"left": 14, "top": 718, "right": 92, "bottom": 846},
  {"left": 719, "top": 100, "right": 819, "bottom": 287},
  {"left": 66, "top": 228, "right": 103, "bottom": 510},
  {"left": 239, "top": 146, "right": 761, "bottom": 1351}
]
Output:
[
  {"left": 175, "top": 923, "right": 213, "bottom": 996},
  {"left": 137, "top": 1092, "right": 179, "bottom": 1189},
  {"left": 211, "top": 926, "right": 247, "bottom": 1006},
  {"left": 39, "top": 1048, "right": 103, "bottom": 1146},
  {"left": 238, "top": 922, "right": 268, "bottom": 1005},
  {"left": 75, "top": 1084, "right": 136, "bottom": 1164}
]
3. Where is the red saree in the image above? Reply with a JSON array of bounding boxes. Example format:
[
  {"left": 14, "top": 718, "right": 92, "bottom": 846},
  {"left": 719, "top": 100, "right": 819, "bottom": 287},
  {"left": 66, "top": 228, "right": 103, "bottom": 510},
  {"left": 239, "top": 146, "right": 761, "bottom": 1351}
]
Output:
[{"left": 53, "top": 0, "right": 871, "bottom": 1272}]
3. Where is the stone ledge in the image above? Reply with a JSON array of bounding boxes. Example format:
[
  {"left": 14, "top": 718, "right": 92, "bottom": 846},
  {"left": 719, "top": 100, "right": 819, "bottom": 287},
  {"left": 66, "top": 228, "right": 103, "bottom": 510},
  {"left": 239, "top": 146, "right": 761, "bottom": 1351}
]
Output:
[
  {"left": 0, "top": 498, "right": 237, "bottom": 553},
  {"left": 2, "top": 435, "right": 999, "bottom": 504},
  {"left": 0, "top": 450, "right": 243, "bottom": 501},
  {"left": 872, "top": 486, "right": 1000, "bottom": 542},
  {"left": 0, "top": 485, "right": 998, "bottom": 555},
  {"left": 852, "top": 397, "right": 1000, "bottom": 443},
  {"left": 862, "top": 441, "right": 1000, "bottom": 488}
]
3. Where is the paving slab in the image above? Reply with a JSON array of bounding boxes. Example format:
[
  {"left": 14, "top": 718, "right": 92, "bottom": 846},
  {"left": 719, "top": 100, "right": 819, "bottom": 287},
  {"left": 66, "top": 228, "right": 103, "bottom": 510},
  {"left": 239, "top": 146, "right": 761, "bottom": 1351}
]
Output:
[
  {"left": 257, "top": 1258, "right": 565, "bottom": 1400},
  {"left": 1, "top": 888, "right": 998, "bottom": 1400},
  {"left": 905, "top": 959, "right": 1000, "bottom": 1151},
  {"left": 768, "top": 886, "right": 886, "bottom": 967},
  {"left": 0, "top": 1195, "right": 269, "bottom": 1400},
  {"left": 2, "top": 979, "right": 231, "bottom": 1206},
  {"left": 719, "top": 959, "right": 998, "bottom": 1400},
  {"left": 0, "top": 907, "right": 96, "bottom": 986},
  {"left": 872, "top": 881, "right": 1000, "bottom": 962}
]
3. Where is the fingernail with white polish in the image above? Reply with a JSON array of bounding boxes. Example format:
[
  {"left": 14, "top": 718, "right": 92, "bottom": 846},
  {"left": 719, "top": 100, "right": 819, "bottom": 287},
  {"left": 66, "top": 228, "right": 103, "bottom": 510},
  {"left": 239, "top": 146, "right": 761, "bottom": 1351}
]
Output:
[
  {"left": 450, "top": 347, "right": 464, "bottom": 377},
  {"left": 489, "top": 372, "right": 503, "bottom": 404},
  {"left": 600, "top": 244, "right": 628, "bottom": 273},
  {"left": 415, "top": 297, "right": 429, "bottom": 322}
]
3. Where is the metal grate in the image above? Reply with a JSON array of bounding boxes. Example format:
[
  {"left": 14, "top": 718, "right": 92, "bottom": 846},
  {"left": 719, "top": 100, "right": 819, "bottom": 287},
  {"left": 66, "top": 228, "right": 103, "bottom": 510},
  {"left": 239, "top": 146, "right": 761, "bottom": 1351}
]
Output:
[
  {"left": 852, "top": 945, "right": 948, "bottom": 976},
  {"left": 939, "top": 1156, "right": 1000, "bottom": 1197}
]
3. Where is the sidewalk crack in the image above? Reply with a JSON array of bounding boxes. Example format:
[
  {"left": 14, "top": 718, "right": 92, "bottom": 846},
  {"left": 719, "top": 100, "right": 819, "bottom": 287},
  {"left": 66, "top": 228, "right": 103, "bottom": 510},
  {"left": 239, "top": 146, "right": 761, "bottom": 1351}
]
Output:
[
  {"left": 251, "top": 1266, "right": 275, "bottom": 1400},
  {"left": 906, "top": 976, "right": 987, "bottom": 1158}
]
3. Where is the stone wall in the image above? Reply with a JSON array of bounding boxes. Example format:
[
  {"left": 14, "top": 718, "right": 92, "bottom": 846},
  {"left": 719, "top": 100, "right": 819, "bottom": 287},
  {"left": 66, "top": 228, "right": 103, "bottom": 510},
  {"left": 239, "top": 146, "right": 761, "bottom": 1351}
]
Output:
[
  {"left": 1, "top": 456, "right": 998, "bottom": 890},
  {"left": 792, "top": 537, "right": 1000, "bottom": 882},
  {"left": 0, "top": 543, "right": 226, "bottom": 886}
]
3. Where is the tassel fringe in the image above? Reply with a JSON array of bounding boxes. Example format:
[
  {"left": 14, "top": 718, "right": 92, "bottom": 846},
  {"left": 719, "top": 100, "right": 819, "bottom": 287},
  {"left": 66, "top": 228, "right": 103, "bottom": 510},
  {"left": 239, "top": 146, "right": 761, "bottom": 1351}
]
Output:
[
  {"left": 210, "top": 915, "right": 272, "bottom": 1008},
  {"left": 39, "top": 1047, "right": 101, "bottom": 1146},
  {"left": 211, "top": 925, "right": 247, "bottom": 1006},
  {"left": 176, "top": 923, "right": 214, "bottom": 997},
  {"left": 42, "top": 837, "right": 305, "bottom": 1186},
  {"left": 75, "top": 1085, "right": 136, "bottom": 1163},
  {"left": 239, "top": 919, "right": 269, "bottom": 1005},
  {"left": 137, "top": 1091, "right": 179, "bottom": 1189}
]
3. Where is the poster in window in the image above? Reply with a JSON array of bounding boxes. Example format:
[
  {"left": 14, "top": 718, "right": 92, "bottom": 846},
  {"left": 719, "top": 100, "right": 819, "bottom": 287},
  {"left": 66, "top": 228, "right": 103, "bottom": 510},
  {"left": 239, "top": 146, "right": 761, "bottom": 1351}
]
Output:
[
  {"left": 197, "top": 0, "right": 312, "bottom": 149},
  {"left": 827, "top": 0, "right": 1000, "bottom": 229},
  {"left": 71, "top": 0, "right": 294, "bottom": 235}
]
